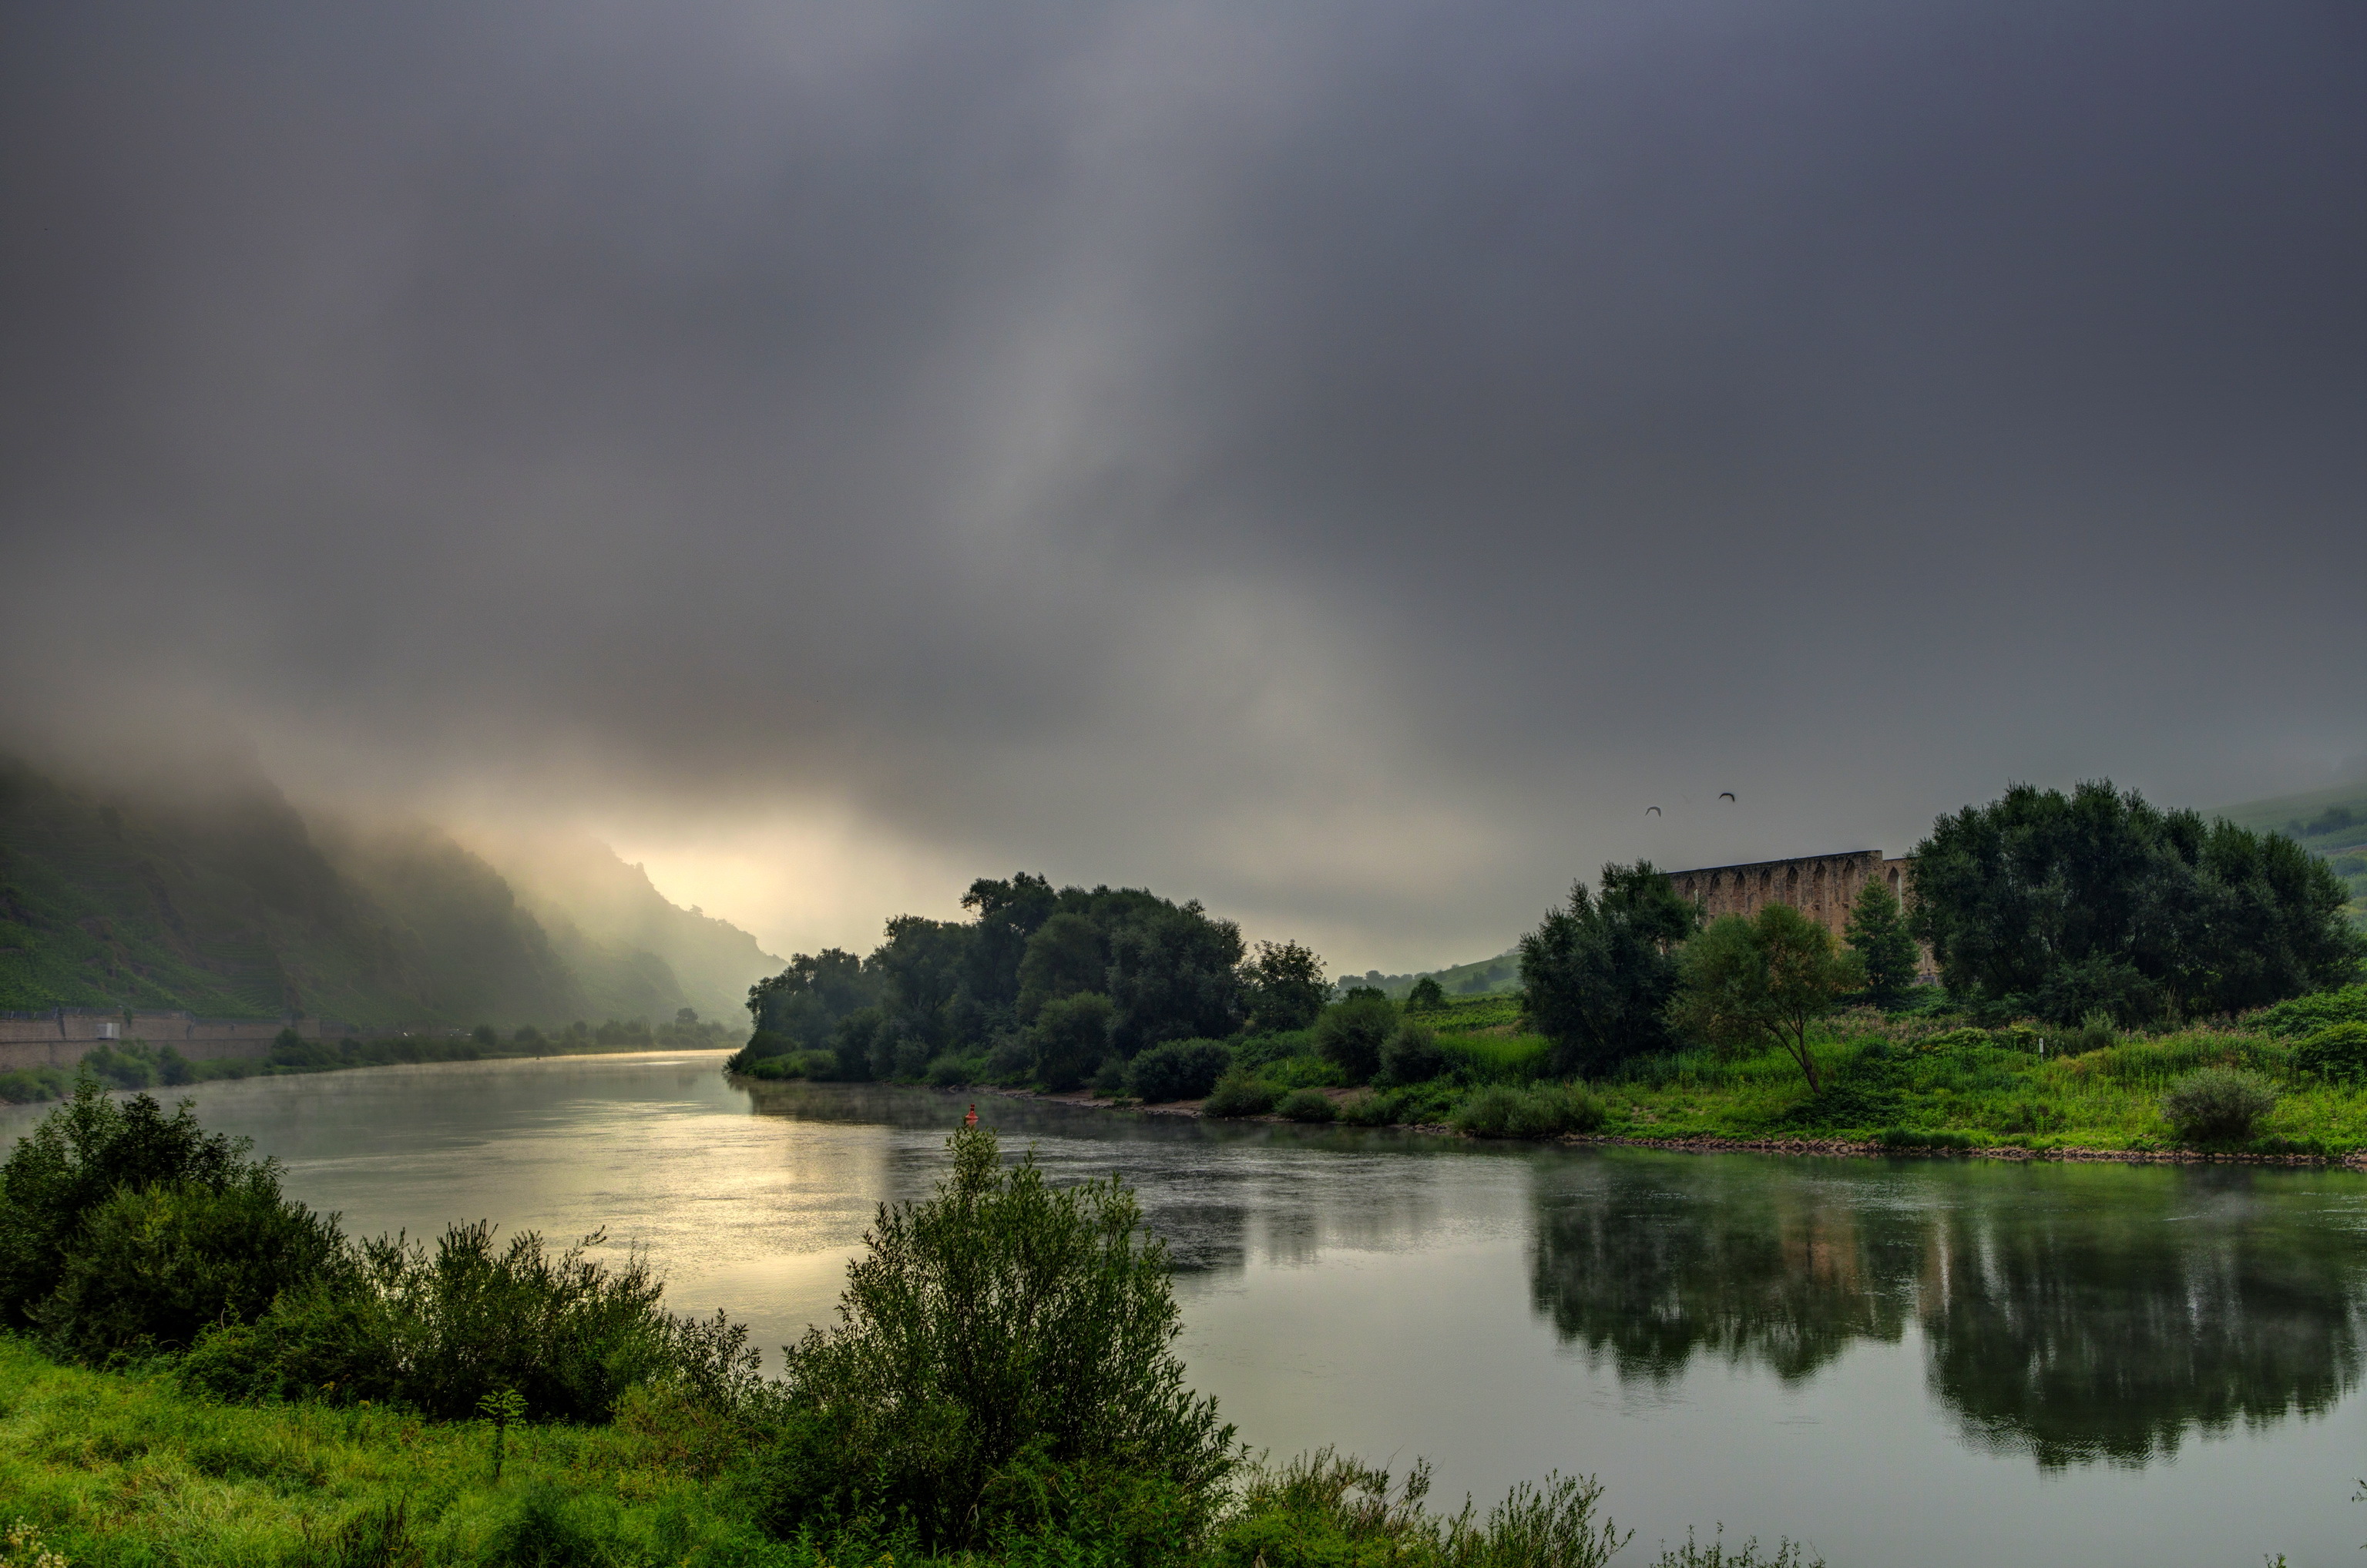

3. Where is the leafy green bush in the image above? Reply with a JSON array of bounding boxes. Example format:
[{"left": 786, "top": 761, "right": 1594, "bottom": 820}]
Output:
[
  {"left": 0, "top": 1066, "right": 72, "bottom": 1105},
  {"left": 724, "top": 1030, "right": 797, "bottom": 1073},
  {"left": 35, "top": 1177, "right": 345, "bottom": 1360},
  {"left": 2294, "top": 1022, "right": 2367, "bottom": 1083},
  {"left": 1201, "top": 1072, "right": 1281, "bottom": 1119},
  {"left": 1210, "top": 1449, "right": 1626, "bottom": 1568},
  {"left": 1453, "top": 1083, "right": 1606, "bottom": 1140},
  {"left": 0, "top": 1087, "right": 261, "bottom": 1331},
  {"left": 1127, "top": 1039, "right": 1233, "bottom": 1103},
  {"left": 2070, "top": 1009, "right": 2117, "bottom": 1055},
  {"left": 2161, "top": 1068, "right": 2278, "bottom": 1145},
  {"left": 1406, "top": 976, "right": 1446, "bottom": 1010},
  {"left": 1378, "top": 1022, "right": 1446, "bottom": 1086},
  {"left": 744, "top": 1049, "right": 838, "bottom": 1082},
  {"left": 1315, "top": 996, "right": 1396, "bottom": 1084},
  {"left": 182, "top": 1222, "right": 755, "bottom": 1422},
  {"left": 1274, "top": 1088, "right": 1338, "bottom": 1123},
  {"left": 750, "top": 1127, "right": 1235, "bottom": 1552},
  {"left": 2248, "top": 983, "right": 2367, "bottom": 1038},
  {"left": 926, "top": 1053, "right": 988, "bottom": 1087},
  {"left": 1089, "top": 1055, "right": 1130, "bottom": 1096},
  {"left": 1338, "top": 1090, "right": 1401, "bottom": 1126}
]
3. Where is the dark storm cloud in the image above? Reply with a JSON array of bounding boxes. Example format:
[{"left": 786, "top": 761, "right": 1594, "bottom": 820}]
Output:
[{"left": 3, "top": 0, "right": 2362, "bottom": 963}]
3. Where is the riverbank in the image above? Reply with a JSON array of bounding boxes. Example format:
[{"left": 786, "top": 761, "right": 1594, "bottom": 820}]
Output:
[{"left": 924, "top": 988, "right": 2367, "bottom": 1164}]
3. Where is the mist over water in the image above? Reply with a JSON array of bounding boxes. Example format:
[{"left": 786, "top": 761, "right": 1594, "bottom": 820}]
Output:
[{"left": 19, "top": 1054, "right": 2365, "bottom": 1565}]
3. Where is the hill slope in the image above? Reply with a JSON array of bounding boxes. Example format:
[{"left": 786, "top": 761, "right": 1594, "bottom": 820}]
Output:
[{"left": 0, "top": 758, "right": 774, "bottom": 1027}]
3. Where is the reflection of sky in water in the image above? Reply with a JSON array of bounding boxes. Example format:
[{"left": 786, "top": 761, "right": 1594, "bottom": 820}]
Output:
[{"left": 12, "top": 1057, "right": 2367, "bottom": 1566}]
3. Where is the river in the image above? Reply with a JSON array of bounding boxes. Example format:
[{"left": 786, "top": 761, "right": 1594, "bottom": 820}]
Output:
[{"left": 8, "top": 1050, "right": 2365, "bottom": 1566}]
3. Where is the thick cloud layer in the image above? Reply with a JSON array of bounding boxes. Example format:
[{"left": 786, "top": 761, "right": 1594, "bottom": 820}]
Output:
[{"left": 4, "top": 1, "right": 2362, "bottom": 966}]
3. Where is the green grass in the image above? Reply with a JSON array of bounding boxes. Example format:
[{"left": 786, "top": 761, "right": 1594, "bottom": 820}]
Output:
[{"left": 0, "top": 1335, "right": 785, "bottom": 1566}]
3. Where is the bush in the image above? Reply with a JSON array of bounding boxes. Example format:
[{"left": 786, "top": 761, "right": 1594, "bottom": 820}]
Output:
[
  {"left": 2248, "top": 983, "right": 2367, "bottom": 1038},
  {"left": 0, "top": 1087, "right": 262, "bottom": 1331},
  {"left": 76, "top": 1043, "right": 156, "bottom": 1090},
  {"left": 1211, "top": 1450, "right": 1627, "bottom": 1568},
  {"left": 984, "top": 1032, "right": 1035, "bottom": 1084},
  {"left": 751, "top": 1127, "right": 1235, "bottom": 1551},
  {"left": 927, "top": 1053, "right": 987, "bottom": 1087},
  {"left": 1127, "top": 1039, "right": 1233, "bottom": 1103},
  {"left": 1089, "top": 1056, "right": 1130, "bottom": 1096},
  {"left": 724, "top": 1030, "right": 797, "bottom": 1073},
  {"left": 2161, "top": 1069, "right": 2278, "bottom": 1145},
  {"left": 35, "top": 1176, "right": 345, "bottom": 1360},
  {"left": 1453, "top": 1083, "right": 1606, "bottom": 1140},
  {"left": 744, "top": 1049, "right": 838, "bottom": 1082},
  {"left": 2294, "top": 1022, "right": 2367, "bottom": 1083},
  {"left": 2070, "top": 1009, "right": 2117, "bottom": 1055},
  {"left": 1315, "top": 996, "right": 1396, "bottom": 1084},
  {"left": 1274, "top": 1088, "right": 1338, "bottom": 1124},
  {"left": 1338, "top": 1090, "right": 1401, "bottom": 1126},
  {"left": 1201, "top": 1072, "right": 1281, "bottom": 1119},
  {"left": 182, "top": 1222, "right": 755, "bottom": 1422},
  {"left": 1406, "top": 976, "right": 1445, "bottom": 1010},
  {"left": 1377, "top": 1022, "right": 1447, "bottom": 1086},
  {"left": 1877, "top": 1128, "right": 1976, "bottom": 1151}
]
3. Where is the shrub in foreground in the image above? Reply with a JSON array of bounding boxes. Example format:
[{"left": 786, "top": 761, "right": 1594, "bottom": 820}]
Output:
[
  {"left": 1378, "top": 1022, "right": 1447, "bottom": 1086},
  {"left": 1203, "top": 1071, "right": 1282, "bottom": 1118},
  {"left": 1128, "top": 1038, "right": 1234, "bottom": 1103},
  {"left": 1211, "top": 1449, "right": 1627, "bottom": 1568},
  {"left": 2161, "top": 1068, "right": 2278, "bottom": 1146},
  {"left": 753, "top": 1126, "right": 1236, "bottom": 1552},
  {"left": 1454, "top": 1083, "right": 1606, "bottom": 1140}
]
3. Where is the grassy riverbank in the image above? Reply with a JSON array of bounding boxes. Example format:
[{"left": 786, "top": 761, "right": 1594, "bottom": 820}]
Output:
[{"left": 1046, "top": 990, "right": 2367, "bottom": 1158}]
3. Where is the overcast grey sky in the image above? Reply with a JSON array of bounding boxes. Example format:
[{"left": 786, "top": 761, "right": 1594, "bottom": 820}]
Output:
[{"left": 4, "top": 1, "right": 2362, "bottom": 970}]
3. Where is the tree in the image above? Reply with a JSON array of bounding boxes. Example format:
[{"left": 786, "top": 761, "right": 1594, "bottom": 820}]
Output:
[
  {"left": 1518, "top": 862, "right": 1702, "bottom": 1076},
  {"left": 1671, "top": 906, "right": 1862, "bottom": 1092},
  {"left": 1241, "top": 939, "right": 1329, "bottom": 1033},
  {"left": 1406, "top": 975, "right": 1445, "bottom": 1010},
  {"left": 1031, "top": 992, "right": 1114, "bottom": 1090},
  {"left": 1314, "top": 994, "right": 1395, "bottom": 1083},
  {"left": 1844, "top": 879, "right": 1919, "bottom": 1006},
  {"left": 1103, "top": 901, "right": 1244, "bottom": 1053},
  {"left": 1911, "top": 781, "right": 2362, "bottom": 1022},
  {"left": 760, "top": 1127, "right": 1234, "bottom": 1549},
  {"left": 960, "top": 873, "right": 1058, "bottom": 1009},
  {"left": 1016, "top": 913, "right": 1107, "bottom": 1020}
]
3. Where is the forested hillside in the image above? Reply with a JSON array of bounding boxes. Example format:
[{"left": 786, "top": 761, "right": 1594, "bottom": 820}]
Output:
[{"left": 0, "top": 758, "right": 776, "bottom": 1027}]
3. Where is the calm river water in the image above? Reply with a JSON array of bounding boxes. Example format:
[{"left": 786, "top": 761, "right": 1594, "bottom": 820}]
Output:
[{"left": 10, "top": 1050, "right": 2367, "bottom": 1566}]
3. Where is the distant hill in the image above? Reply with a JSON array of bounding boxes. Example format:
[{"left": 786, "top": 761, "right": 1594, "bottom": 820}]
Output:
[
  {"left": 1337, "top": 948, "right": 1523, "bottom": 1001},
  {"left": 458, "top": 828, "right": 782, "bottom": 1023},
  {"left": 2215, "top": 781, "right": 2367, "bottom": 923},
  {"left": 0, "top": 756, "right": 774, "bottom": 1028}
]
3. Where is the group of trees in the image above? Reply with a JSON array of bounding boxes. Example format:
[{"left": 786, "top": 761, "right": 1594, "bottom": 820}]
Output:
[
  {"left": 1522, "top": 781, "right": 2363, "bottom": 1089},
  {"left": 741, "top": 875, "right": 1331, "bottom": 1090}
]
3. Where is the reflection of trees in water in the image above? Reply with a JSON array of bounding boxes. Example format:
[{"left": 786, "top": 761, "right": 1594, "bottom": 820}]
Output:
[
  {"left": 1530, "top": 1157, "right": 2367, "bottom": 1467},
  {"left": 1532, "top": 1159, "right": 1915, "bottom": 1382},
  {"left": 1923, "top": 1174, "right": 2365, "bottom": 1467}
]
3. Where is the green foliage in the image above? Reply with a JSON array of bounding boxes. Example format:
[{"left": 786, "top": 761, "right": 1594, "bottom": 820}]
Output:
[
  {"left": 1126, "top": 1038, "right": 1233, "bottom": 1103},
  {"left": 1243, "top": 939, "right": 1331, "bottom": 1033},
  {"left": 1202, "top": 1071, "right": 1283, "bottom": 1119},
  {"left": 1089, "top": 1055, "right": 1130, "bottom": 1096},
  {"left": 0, "top": 1086, "right": 260, "bottom": 1331},
  {"left": 1314, "top": 995, "right": 1396, "bottom": 1084},
  {"left": 755, "top": 1126, "right": 1236, "bottom": 1551},
  {"left": 1031, "top": 992, "right": 1115, "bottom": 1092},
  {"left": 1210, "top": 1449, "right": 1626, "bottom": 1568},
  {"left": 1407, "top": 975, "right": 1446, "bottom": 1010},
  {"left": 35, "top": 1177, "right": 345, "bottom": 1361},
  {"left": 2294, "top": 1022, "right": 2367, "bottom": 1082},
  {"left": 1671, "top": 907, "right": 1862, "bottom": 1091},
  {"left": 2161, "top": 1068, "right": 2278, "bottom": 1145},
  {"left": 1910, "top": 781, "right": 2364, "bottom": 1024},
  {"left": 1017, "top": 912, "right": 1107, "bottom": 1019},
  {"left": 1519, "top": 862, "right": 1701, "bottom": 1076},
  {"left": 1650, "top": 1529, "right": 1825, "bottom": 1568},
  {"left": 182, "top": 1221, "right": 757, "bottom": 1422},
  {"left": 2248, "top": 984, "right": 2367, "bottom": 1037},
  {"left": 1274, "top": 1088, "right": 1338, "bottom": 1123},
  {"left": 1843, "top": 879, "right": 1919, "bottom": 1004},
  {"left": 1452, "top": 1083, "right": 1606, "bottom": 1140},
  {"left": 1378, "top": 1021, "right": 1446, "bottom": 1086}
]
